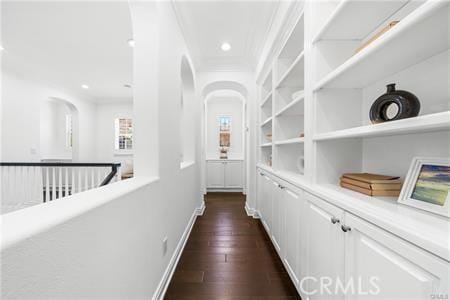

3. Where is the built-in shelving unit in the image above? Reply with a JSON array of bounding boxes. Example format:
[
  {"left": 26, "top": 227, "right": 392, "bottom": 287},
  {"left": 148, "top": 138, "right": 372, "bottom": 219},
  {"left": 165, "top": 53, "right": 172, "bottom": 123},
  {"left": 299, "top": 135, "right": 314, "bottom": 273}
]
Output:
[
  {"left": 258, "top": 8, "right": 305, "bottom": 175},
  {"left": 311, "top": 0, "right": 450, "bottom": 202},
  {"left": 256, "top": 0, "right": 449, "bottom": 201}
]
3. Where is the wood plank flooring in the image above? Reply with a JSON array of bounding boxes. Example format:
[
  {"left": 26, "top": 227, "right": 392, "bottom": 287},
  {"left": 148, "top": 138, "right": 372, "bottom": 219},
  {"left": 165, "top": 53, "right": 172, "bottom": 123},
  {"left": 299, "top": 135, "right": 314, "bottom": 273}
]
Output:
[{"left": 165, "top": 192, "right": 301, "bottom": 300}]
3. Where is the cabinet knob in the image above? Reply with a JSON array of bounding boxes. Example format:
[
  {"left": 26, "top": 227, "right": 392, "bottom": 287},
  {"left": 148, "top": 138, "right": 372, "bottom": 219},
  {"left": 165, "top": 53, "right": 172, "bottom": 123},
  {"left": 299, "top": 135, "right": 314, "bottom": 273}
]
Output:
[
  {"left": 330, "top": 217, "right": 340, "bottom": 224},
  {"left": 341, "top": 225, "right": 351, "bottom": 232}
]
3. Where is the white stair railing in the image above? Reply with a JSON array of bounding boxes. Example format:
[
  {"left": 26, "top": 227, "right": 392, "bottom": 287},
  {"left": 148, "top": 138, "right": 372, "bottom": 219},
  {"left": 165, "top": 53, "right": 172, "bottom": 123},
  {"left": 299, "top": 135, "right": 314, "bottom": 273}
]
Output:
[{"left": 0, "top": 162, "right": 121, "bottom": 214}]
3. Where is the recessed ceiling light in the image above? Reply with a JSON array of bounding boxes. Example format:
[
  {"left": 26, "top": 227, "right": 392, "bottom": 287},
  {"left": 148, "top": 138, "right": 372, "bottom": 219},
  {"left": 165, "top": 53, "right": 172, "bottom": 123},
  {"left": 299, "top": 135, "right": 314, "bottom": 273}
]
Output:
[
  {"left": 81, "top": 84, "right": 89, "bottom": 89},
  {"left": 221, "top": 42, "right": 231, "bottom": 52},
  {"left": 127, "top": 39, "right": 135, "bottom": 48},
  {"left": 0, "top": 46, "right": 4, "bottom": 51}
]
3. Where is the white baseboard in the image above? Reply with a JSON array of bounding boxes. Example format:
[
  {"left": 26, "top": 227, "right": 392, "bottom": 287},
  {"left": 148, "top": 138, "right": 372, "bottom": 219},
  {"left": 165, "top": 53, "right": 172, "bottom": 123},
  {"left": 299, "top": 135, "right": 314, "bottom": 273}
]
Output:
[
  {"left": 152, "top": 201, "right": 205, "bottom": 300},
  {"left": 244, "top": 202, "right": 259, "bottom": 219}
]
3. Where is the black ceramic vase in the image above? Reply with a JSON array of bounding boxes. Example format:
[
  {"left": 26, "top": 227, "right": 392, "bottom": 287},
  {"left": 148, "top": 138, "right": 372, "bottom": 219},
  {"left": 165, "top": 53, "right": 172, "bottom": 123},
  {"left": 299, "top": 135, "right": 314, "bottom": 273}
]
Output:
[{"left": 369, "top": 83, "right": 420, "bottom": 124}]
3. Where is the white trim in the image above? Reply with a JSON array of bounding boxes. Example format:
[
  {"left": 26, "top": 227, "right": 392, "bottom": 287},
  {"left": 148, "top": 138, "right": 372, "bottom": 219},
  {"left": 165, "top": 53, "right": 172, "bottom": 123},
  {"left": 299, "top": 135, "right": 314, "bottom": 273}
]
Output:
[
  {"left": 153, "top": 201, "right": 205, "bottom": 300},
  {"left": 244, "top": 202, "right": 259, "bottom": 219},
  {"left": 207, "top": 188, "right": 243, "bottom": 193},
  {"left": 180, "top": 160, "right": 195, "bottom": 170}
]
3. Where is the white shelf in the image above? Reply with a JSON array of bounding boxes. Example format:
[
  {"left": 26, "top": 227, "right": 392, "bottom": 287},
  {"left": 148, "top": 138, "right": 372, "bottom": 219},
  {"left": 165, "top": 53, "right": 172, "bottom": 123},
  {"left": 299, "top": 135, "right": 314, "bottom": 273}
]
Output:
[
  {"left": 314, "top": 111, "right": 450, "bottom": 141},
  {"left": 275, "top": 137, "right": 304, "bottom": 146},
  {"left": 260, "top": 117, "right": 273, "bottom": 127},
  {"left": 276, "top": 51, "right": 305, "bottom": 88},
  {"left": 312, "top": 0, "right": 409, "bottom": 43},
  {"left": 260, "top": 142, "right": 272, "bottom": 148},
  {"left": 275, "top": 94, "right": 304, "bottom": 117},
  {"left": 313, "top": 1, "right": 449, "bottom": 90},
  {"left": 260, "top": 91, "right": 272, "bottom": 107}
]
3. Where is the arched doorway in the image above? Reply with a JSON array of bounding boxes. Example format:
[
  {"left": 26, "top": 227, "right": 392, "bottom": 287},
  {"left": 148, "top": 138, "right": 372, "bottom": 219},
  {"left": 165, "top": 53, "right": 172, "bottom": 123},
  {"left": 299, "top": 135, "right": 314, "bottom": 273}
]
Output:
[{"left": 40, "top": 97, "right": 79, "bottom": 162}]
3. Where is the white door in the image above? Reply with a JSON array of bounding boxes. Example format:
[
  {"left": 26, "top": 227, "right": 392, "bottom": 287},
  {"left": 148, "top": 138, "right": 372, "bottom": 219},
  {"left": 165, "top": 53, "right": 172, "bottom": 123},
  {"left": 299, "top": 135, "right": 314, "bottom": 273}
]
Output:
[
  {"left": 206, "top": 161, "right": 224, "bottom": 188},
  {"left": 344, "top": 213, "right": 449, "bottom": 300},
  {"left": 224, "top": 161, "right": 242, "bottom": 188},
  {"left": 271, "top": 180, "right": 283, "bottom": 253},
  {"left": 283, "top": 185, "right": 303, "bottom": 286},
  {"left": 305, "top": 192, "right": 345, "bottom": 300}
]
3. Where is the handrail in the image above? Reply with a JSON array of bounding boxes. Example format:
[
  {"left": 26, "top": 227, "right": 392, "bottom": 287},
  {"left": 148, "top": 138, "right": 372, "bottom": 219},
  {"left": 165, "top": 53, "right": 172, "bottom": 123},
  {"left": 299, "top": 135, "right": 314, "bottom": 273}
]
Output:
[
  {"left": 0, "top": 162, "right": 121, "bottom": 167},
  {"left": 100, "top": 164, "right": 119, "bottom": 186}
]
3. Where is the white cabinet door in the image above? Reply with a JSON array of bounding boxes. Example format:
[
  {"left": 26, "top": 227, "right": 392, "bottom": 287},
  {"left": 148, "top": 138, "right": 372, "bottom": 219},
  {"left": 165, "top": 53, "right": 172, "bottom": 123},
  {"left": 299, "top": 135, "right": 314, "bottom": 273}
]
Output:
[
  {"left": 283, "top": 186, "right": 302, "bottom": 287},
  {"left": 224, "top": 161, "right": 243, "bottom": 188},
  {"left": 344, "top": 213, "right": 449, "bottom": 300},
  {"left": 271, "top": 181, "right": 284, "bottom": 253},
  {"left": 206, "top": 161, "right": 224, "bottom": 188},
  {"left": 305, "top": 192, "right": 345, "bottom": 300},
  {"left": 257, "top": 171, "right": 265, "bottom": 219},
  {"left": 262, "top": 175, "right": 273, "bottom": 233}
]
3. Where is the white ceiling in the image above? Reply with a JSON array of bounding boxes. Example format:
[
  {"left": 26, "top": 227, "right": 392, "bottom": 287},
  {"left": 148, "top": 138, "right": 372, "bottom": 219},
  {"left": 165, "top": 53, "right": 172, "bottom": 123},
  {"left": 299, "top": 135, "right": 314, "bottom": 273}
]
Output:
[
  {"left": 173, "top": 0, "right": 279, "bottom": 72},
  {"left": 1, "top": 1, "right": 133, "bottom": 102}
]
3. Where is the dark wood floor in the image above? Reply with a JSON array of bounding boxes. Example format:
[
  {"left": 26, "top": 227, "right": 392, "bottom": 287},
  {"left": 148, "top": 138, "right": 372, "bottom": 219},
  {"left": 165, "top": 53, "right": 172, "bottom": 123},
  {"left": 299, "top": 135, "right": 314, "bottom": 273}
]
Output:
[{"left": 164, "top": 192, "right": 301, "bottom": 300}]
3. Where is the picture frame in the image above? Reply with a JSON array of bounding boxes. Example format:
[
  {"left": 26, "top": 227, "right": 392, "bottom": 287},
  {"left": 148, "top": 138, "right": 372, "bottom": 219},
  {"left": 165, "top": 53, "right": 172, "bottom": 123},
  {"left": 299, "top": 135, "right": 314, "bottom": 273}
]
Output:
[{"left": 398, "top": 157, "right": 450, "bottom": 218}]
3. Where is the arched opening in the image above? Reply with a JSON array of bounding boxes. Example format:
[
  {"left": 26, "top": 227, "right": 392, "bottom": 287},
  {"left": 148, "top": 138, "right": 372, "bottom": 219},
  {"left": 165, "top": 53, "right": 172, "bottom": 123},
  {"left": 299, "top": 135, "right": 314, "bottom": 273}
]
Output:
[
  {"left": 180, "top": 55, "right": 195, "bottom": 166},
  {"left": 202, "top": 81, "right": 248, "bottom": 194},
  {"left": 40, "top": 97, "right": 79, "bottom": 162}
]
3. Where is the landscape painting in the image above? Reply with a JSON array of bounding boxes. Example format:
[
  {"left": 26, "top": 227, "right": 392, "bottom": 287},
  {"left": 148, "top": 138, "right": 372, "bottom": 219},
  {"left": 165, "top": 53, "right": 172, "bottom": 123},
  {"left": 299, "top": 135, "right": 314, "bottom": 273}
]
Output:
[{"left": 410, "top": 164, "right": 450, "bottom": 206}]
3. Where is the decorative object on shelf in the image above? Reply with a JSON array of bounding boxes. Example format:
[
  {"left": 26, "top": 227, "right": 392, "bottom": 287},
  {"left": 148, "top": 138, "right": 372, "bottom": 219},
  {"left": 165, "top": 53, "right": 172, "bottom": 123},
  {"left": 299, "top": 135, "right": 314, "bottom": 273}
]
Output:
[
  {"left": 398, "top": 157, "right": 450, "bottom": 218},
  {"left": 291, "top": 89, "right": 304, "bottom": 100},
  {"left": 296, "top": 156, "right": 304, "bottom": 174},
  {"left": 355, "top": 21, "right": 399, "bottom": 53},
  {"left": 299, "top": 132, "right": 304, "bottom": 138},
  {"left": 219, "top": 147, "right": 228, "bottom": 159},
  {"left": 340, "top": 173, "right": 402, "bottom": 196},
  {"left": 266, "top": 133, "right": 272, "bottom": 142},
  {"left": 369, "top": 83, "right": 420, "bottom": 124}
]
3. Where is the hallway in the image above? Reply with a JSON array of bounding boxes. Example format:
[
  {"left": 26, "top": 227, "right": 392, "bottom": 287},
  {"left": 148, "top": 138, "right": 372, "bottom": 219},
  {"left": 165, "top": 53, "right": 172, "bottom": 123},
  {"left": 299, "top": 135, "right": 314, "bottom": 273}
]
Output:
[{"left": 165, "top": 193, "right": 301, "bottom": 299}]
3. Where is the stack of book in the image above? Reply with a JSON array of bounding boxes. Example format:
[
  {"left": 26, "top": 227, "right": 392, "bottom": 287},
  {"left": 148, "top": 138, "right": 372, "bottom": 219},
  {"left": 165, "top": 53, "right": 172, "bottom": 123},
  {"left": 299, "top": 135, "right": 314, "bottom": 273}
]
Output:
[{"left": 340, "top": 173, "right": 402, "bottom": 197}]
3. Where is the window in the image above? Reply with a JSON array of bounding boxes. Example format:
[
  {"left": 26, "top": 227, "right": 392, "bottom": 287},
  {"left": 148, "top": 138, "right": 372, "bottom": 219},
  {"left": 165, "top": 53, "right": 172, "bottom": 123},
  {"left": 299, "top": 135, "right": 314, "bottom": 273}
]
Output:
[
  {"left": 115, "top": 118, "right": 133, "bottom": 150},
  {"left": 65, "top": 114, "right": 72, "bottom": 148},
  {"left": 219, "top": 116, "right": 231, "bottom": 147}
]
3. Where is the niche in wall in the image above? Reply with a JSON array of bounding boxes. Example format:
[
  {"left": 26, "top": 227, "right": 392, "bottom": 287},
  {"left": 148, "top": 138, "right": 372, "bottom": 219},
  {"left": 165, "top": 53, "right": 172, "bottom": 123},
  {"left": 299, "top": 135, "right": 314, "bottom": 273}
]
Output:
[
  {"left": 40, "top": 98, "right": 78, "bottom": 161},
  {"left": 206, "top": 91, "right": 245, "bottom": 160},
  {"left": 180, "top": 55, "right": 195, "bottom": 166}
]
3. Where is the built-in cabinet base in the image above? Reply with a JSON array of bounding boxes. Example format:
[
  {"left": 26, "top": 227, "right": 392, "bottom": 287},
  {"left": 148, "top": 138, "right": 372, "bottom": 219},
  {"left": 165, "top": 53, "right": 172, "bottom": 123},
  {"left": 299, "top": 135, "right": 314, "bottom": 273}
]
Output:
[{"left": 257, "top": 167, "right": 449, "bottom": 299}]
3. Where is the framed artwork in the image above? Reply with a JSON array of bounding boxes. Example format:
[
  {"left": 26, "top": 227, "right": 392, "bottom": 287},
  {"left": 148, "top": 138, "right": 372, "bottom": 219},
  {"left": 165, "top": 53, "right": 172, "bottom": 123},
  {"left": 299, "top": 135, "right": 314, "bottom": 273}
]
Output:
[{"left": 398, "top": 157, "right": 450, "bottom": 217}]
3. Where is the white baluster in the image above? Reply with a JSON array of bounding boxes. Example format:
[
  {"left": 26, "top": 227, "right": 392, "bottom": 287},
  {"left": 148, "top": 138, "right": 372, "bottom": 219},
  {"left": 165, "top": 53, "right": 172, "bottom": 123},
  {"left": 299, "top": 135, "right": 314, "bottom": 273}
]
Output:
[
  {"left": 58, "top": 167, "right": 62, "bottom": 200},
  {"left": 37, "top": 167, "right": 43, "bottom": 203},
  {"left": 24, "top": 166, "right": 30, "bottom": 205},
  {"left": 96, "top": 168, "right": 101, "bottom": 187},
  {"left": 51, "top": 167, "right": 56, "bottom": 201},
  {"left": 91, "top": 168, "right": 95, "bottom": 189},
  {"left": 84, "top": 167, "right": 88, "bottom": 191},
  {"left": 65, "top": 167, "right": 69, "bottom": 197},
  {"left": 72, "top": 167, "right": 76, "bottom": 195},
  {"left": 78, "top": 167, "right": 82, "bottom": 192},
  {"left": 45, "top": 168, "right": 50, "bottom": 202}
]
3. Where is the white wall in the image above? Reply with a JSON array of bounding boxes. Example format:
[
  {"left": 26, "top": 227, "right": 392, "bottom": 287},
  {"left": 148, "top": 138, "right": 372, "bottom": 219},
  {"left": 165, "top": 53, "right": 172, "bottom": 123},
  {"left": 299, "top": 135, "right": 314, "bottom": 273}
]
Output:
[
  {"left": 206, "top": 95, "right": 244, "bottom": 159},
  {"left": 1, "top": 70, "right": 97, "bottom": 162},
  {"left": 1, "top": 2, "right": 203, "bottom": 299},
  {"left": 95, "top": 102, "right": 133, "bottom": 167}
]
